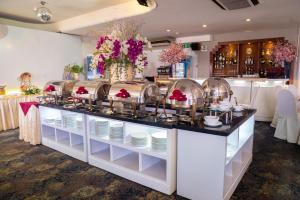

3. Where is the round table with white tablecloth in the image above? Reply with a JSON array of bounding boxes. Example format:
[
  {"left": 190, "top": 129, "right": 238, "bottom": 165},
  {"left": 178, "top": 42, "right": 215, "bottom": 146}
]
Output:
[{"left": 0, "top": 95, "right": 38, "bottom": 132}]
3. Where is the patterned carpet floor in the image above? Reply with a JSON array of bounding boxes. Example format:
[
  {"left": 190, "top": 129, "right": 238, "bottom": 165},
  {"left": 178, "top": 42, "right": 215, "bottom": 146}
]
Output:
[{"left": 0, "top": 122, "right": 299, "bottom": 200}]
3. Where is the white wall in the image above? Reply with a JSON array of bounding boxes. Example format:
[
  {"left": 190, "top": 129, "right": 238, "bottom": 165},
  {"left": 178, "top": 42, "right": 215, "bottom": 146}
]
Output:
[{"left": 0, "top": 25, "right": 82, "bottom": 89}]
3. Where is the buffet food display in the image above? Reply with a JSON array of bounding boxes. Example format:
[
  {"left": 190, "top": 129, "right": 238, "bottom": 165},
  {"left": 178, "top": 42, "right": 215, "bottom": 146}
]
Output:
[
  {"left": 38, "top": 77, "right": 255, "bottom": 198},
  {"left": 39, "top": 78, "right": 240, "bottom": 126}
]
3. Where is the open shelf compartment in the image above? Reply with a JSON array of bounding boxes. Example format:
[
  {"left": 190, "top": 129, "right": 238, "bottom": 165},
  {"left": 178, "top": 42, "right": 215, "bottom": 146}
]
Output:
[
  {"left": 71, "top": 133, "right": 84, "bottom": 152},
  {"left": 41, "top": 124, "right": 56, "bottom": 141},
  {"left": 140, "top": 154, "right": 166, "bottom": 181},
  {"left": 90, "top": 139, "right": 110, "bottom": 161},
  {"left": 40, "top": 107, "right": 61, "bottom": 127},
  {"left": 112, "top": 145, "right": 139, "bottom": 171},
  {"left": 61, "top": 111, "right": 84, "bottom": 134},
  {"left": 56, "top": 129, "right": 70, "bottom": 146}
]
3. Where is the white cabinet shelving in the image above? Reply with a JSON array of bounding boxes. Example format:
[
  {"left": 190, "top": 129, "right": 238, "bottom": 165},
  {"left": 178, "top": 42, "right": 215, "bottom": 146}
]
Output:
[
  {"left": 87, "top": 115, "right": 177, "bottom": 195},
  {"left": 177, "top": 115, "right": 255, "bottom": 200},
  {"left": 39, "top": 106, "right": 88, "bottom": 162}
]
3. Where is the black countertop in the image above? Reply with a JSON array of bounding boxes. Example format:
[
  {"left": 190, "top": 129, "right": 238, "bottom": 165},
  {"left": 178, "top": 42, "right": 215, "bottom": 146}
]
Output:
[{"left": 40, "top": 104, "right": 256, "bottom": 137}]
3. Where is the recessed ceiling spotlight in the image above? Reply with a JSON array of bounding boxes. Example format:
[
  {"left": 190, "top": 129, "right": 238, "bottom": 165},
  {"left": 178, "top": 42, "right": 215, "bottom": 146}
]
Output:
[
  {"left": 175, "top": 32, "right": 179, "bottom": 35},
  {"left": 166, "top": 29, "right": 171, "bottom": 32},
  {"left": 246, "top": 18, "right": 251, "bottom": 22},
  {"left": 202, "top": 24, "right": 207, "bottom": 28}
]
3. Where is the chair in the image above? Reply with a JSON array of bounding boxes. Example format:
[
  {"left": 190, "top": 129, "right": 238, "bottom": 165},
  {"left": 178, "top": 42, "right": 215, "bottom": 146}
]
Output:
[
  {"left": 288, "top": 84, "right": 300, "bottom": 111},
  {"left": 287, "top": 85, "right": 298, "bottom": 98},
  {"left": 270, "top": 85, "right": 283, "bottom": 128},
  {"left": 274, "top": 89, "right": 300, "bottom": 143}
]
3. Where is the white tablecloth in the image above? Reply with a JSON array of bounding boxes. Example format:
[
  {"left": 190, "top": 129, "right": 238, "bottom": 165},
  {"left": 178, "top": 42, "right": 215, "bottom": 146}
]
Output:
[
  {"left": 18, "top": 102, "right": 41, "bottom": 145},
  {"left": 0, "top": 95, "right": 37, "bottom": 132}
]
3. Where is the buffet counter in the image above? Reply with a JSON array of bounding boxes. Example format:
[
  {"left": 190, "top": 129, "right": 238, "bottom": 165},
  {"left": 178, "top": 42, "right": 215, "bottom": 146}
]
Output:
[
  {"left": 39, "top": 104, "right": 255, "bottom": 199},
  {"left": 195, "top": 78, "right": 288, "bottom": 121}
]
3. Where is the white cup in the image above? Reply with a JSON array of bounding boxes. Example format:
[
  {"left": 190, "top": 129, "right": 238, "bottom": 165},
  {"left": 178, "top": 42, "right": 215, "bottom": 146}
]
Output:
[{"left": 204, "top": 116, "right": 219, "bottom": 125}]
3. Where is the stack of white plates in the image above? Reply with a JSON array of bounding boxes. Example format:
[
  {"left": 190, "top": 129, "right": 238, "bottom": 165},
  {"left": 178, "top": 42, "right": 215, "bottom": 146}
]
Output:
[
  {"left": 131, "top": 132, "right": 148, "bottom": 147},
  {"left": 62, "top": 114, "right": 76, "bottom": 129},
  {"left": 95, "top": 120, "right": 109, "bottom": 137},
  {"left": 54, "top": 119, "right": 62, "bottom": 127},
  {"left": 151, "top": 131, "right": 167, "bottom": 151},
  {"left": 76, "top": 118, "right": 83, "bottom": 131},
  {"left": 44, "top": 118, "right": 55, "bottom": 125},
  {"left": 109, "top": 123, "right": 123, "bottom": 140}
]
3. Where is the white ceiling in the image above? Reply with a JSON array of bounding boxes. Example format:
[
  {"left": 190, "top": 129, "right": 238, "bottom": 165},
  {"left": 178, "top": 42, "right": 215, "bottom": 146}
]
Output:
[
  {"left": 69, "top": 0, "right": 300, "bottom": 38},
  {"left": 0, "top": 0, "right": 130, "bottom": 22},
  {"left": 0, "top": 0, "right": 300, "bottom": 38}
]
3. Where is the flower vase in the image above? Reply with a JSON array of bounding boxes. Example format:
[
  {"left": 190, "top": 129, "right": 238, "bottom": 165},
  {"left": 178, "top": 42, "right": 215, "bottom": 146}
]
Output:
[
  {"left": 73, "top": 73, "right": 80, "bottom": 80},
  {"left": 109, "top": 63, "right": 134, "bottom": 83}
]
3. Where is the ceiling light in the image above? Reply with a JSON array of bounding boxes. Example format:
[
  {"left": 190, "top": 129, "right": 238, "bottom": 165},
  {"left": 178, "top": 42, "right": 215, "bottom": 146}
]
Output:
[
  {"left": 246, "top": 18, "right": 251, "bottom": 22},
  {"left": 36, "top": 1, "right": 52, "bottom": 23},
  {"left": 202, "top": 24, "right": 207, "bottom": 28},
  {"left": 166, "top": 29, "right": 171, "bottom": 32},
  {"left": 175, "top": 32, "right": 179, "bottom": 35}
]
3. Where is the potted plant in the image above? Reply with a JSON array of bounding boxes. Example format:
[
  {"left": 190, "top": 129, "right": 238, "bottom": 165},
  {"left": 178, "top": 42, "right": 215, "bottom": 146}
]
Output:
[{"left": 65, "top": 64, "right": 84, "bottom": 80}]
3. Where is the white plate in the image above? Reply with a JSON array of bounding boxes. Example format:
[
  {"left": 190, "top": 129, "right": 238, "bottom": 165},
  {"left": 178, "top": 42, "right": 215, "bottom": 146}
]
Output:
[{"left": 204, "top": 121, "right": 222, "bottom": 127}]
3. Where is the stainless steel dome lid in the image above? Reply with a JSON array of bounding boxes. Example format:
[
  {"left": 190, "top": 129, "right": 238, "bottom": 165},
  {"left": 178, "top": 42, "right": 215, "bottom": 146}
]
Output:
[
  {"left": 44, "top": 80, "right": 78, "bottom": 96},
  {"left": 202, "top": 77, "right": 233, "bottom": 99},
  {"left": 166, "top": 79, "right": 205, "bottom": 109},
  {"left": 108, "top": 80, "right": 160, "bottom": 104},
  {"left": 71, "top": 80, "right": 111, "bottom": 101}
]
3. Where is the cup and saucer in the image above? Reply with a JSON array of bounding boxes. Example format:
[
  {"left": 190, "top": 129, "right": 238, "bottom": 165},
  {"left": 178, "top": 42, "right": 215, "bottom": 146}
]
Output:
[
  {"left": 204, "top": 116, "right": 222, "bottom": 127},
  {"left": 233, "top": 105, "right": 244, "bottom": 112}
]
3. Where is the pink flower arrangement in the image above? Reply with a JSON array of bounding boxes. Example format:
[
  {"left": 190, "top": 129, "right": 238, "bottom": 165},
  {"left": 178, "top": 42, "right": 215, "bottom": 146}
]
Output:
[
  {"left": 272, "top": 41, "right": 297, "bottom": 64},
  {"left": 92, "top": 32, "right": 150, "bottom": 75},
  {"left": 160, "top": 43, "right": 187, "bottom": 65}
]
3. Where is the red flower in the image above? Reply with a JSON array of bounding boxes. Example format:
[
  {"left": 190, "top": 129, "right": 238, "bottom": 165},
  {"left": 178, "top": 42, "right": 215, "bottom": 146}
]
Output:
[
  {"left": 169, "top": 89, "right": 187, "bottom": 101},
  {"left": 116, "top": 88, "right": 130, "bottom": 98},
  {"left": 76, "top": 86, "right": 88, "bottom": 94},
  {"left": 45, "top": 85, "right": 55, "bottom": 92}
]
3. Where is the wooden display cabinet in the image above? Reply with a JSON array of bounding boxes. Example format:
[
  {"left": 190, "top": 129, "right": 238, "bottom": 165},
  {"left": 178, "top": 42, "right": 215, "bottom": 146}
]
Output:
[{"left": 210, "top": 37, "right": 284, "bottom": 78}]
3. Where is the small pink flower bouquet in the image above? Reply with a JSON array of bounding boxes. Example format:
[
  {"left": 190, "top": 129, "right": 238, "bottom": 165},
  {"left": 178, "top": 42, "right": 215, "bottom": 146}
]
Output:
[
  {"left": 159, "top": 43, "right": 187, "bottom": 65},
  {"left": 272, "top": 41, "right": 297, "bottom": 64}
]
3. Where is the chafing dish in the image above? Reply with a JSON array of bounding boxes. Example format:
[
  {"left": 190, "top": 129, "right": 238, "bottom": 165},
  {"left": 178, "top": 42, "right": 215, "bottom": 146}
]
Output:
[
  {"left": 107, "top": 80, "right": 160, "bottom": 117},
  {"left": 202, "top": 77, "right": 233, "bottom": 101},
  {"left": 44, "top": 80, "right": 78, "bottom": 97},
  {"left": 166, "top": 79, "right": 205, "bottom": 109},
  {"left": 72, "top": 80, "right": 110, "bottom": 101},
  {"left": 165, "top": 79, "right": 205, "bottom": 123},
  {"left": 71, "top": 80, "right": 111, "bottom": 110},
  {"left": 155, "top": 78, "right": 175, "bottom": 96},
  {"left": 42, "top": 80, "right": 78, "bottom": 104}
]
